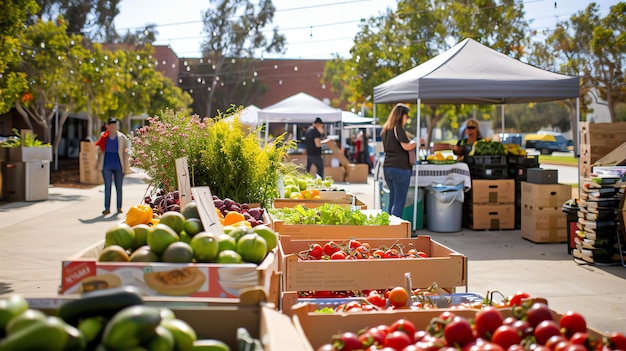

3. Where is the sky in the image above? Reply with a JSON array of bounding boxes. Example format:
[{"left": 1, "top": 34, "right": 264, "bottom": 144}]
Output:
[{"left": 114, "top": 0, "right": 620, "bottom": 60}]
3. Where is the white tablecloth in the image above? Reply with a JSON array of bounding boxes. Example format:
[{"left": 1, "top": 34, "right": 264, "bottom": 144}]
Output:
[{"left": 375, "top": 157, "right": 472, "bottom": 190}]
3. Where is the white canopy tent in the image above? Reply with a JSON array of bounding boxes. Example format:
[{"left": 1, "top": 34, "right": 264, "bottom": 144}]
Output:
[
  {"left": 342, "top": 110, "right": 374, "bottom": 125},
  {"left": 373, "top": 38, "right": 581, "bottom": 229}
]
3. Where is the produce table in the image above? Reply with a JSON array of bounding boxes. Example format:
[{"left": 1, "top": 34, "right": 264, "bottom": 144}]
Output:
[{"left": 375, "top": 157, "right": 472, "bottom": 189}]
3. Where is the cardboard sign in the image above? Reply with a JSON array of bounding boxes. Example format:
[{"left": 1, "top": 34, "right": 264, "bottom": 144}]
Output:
[
  {"left": 175, "top": 157, "right": 192, "bottom": 209},
  {"left": 191, "top": 187, "right": 225, "bottom": 236}
]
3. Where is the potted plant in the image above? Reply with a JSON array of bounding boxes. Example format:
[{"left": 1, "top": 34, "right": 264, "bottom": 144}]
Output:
[{"left": 1, "top": 129, "right": 52, "bottom": 162}]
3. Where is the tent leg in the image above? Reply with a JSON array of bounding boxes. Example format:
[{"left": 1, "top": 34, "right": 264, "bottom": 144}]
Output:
[{"left": 412, "top": 98, "right": 421, "bottom": 233}]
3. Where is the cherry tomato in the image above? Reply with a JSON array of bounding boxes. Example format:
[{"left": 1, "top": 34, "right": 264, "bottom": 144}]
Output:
[
  {"left": 330, "top": 251, "right": 347, "bottom": 260},
  {"left": 348, "top": 239, "right": 362, "bottom": 250},
  {"left": 462, "top": 340, "right": 505, "bottom": 351},
  {"left": 511, "top": 320, "right": 532, "bottom": 339},
  {"left": 309, "top": 244, "right": 323, "bottom": 260},
  {"left": 332, "top": 332, "right": 362, "bottom": 351},
  {"left": 445, "top": 316, "right": 475, "bottom": 347},
  {"left": 324, "top": 241, "right": 341, "bottom": 256},
  {"left": 383, "top": 248, "right": 399, "bottom": 258},
  {"left": 363, "top": 327, "right": 386, "bottom": 346},
  {"left": 371, "top": 249, "right": 385, "bottom": 258},
  {"left": 534, "top": 320, "right": 561, "bottom": 345},
  {"left": 387, "top": 287, "right": 410, "bottom": 308},
  {"left": 316, "top": 344, "right": 335, "bottom": 351},
  {"left": 526, "top": 302, "right": 554, "bottom": 328},
  {"left": 384, "top": 330, "right": 412, "bottom": 350},
  {"left": 545, "top": 335, "right": 568, "bottom": 350},
  {"left": 475, "top": 306, "right": 504, "bottom": 339},
  {"left": 559, "top": 311, "right": 587, "bottom": 338},
  {"left": 366, "top": 290, "right": 387, "bottom": 308},
  {"left": 567, "top": 332, "right": 588, "bottom": 346},
  {"left": 609, "top": 331, "right": 626, "bottom": 350},
  {"left": 491, "top": 325, "right": 521, "bottom": 350},
  {"left": 508, "top": 291, "right": 530, "bottom": 307},
  {"left": 389, "top": 318, "right": 416, "bottom": 342}
]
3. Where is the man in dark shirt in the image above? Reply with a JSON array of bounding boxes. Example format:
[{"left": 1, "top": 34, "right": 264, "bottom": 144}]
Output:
[{"left": 305, "top": 117, "right": 330, "bottom": 178}]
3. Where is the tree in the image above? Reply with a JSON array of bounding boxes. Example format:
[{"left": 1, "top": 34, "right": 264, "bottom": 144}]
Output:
[
  {"left": 0, "top": 0, "right": 39, "bottom": 114},
  {"left": 199, "top": 0, "right": 286, "bottom": 116},
  {"left": 326, "top": 0, "right": 530, "bottom": 145},
  {"left": 34, "top": 0, "right": 121, "bottom": 42}
]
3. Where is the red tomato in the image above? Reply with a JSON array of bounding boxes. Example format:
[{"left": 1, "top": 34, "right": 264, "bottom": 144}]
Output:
[
  {"left": 534, "top": 320, "right": 561, "bottom": 345},
  {"left": 475, "top": 306, "right": 504, "bottom": 339},
  {"left": 508, "top": 291, "right": 530, "bottom": 307},
  {"left": 348, "top": 239, "right": 362, "bottom": 250},
  {"left": 371, "top": 249, "right": 385, "bottom": 258},
  {"left": 563, "top": 344, "right": 587, "bottom": 351},
  {"left": 545, "top": 335, "right": 568, "bottom": 350},
  {"left": 507, "top": 345, "right": 525, "bottom": 351},
  {"left": 511, "top": 320, "right": 532, "bottom": 339},
  {"left": 330, "top": 251, "right": 347, "bottom": 260},
  {"left": 609, "top": 332, "right": 626, "bottom": 350},
  {"left": 416, "top": 337, "right": 447, "bottom": 351},
  {"left": 554, "top": 341, "right": 572, "bottom": 351},
  {"left": 445, "top": 316, "right": 475, "bottom": 347},
  {"left": 383, "top": 330, "right": 412, "bottom": 350},
  {"left": 387, "top": 287, "right": 410, "bottom": 308},
  {"left": 316, "top": 344, "right": 335, "bottom": 351},
  {"left": 567, "top": 332, "right": 588, "bottom": 346},
  {"left": 333, "top": 332, "right": 362, "bottom": 351},
  {"left": 366, "top": 290, "right": 387, "bottom": 308},
  {"left": 383, "top": 248, "right": 399, "bottom": 258},
  {"left": 462, "top": 339, "right": 505, "bottom": 351},
  {"left": 416, "top": 251, "right": 428, "bottom": 258},
  {"left": 324, "top": 241, "right": 341, "bottom": 256},
  {"left": 526, "top": 302, "right": 554, "bottom": 328},
  {"left": 309, "top": 244, "right": 323, "bottom": 260},
  {"left": 559, "top": 311, "right": 587, "bottom": 338},
  {"left": 389, "top": 319, "right": 416, "bottom": 343},
  {"left": 491, "top": 325, "right": 521, "bottom": 350},
  {"left": 364, "top": 327, "right": 386, "bottom": 346}
]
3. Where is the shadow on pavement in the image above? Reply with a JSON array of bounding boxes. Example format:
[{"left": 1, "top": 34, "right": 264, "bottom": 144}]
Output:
[{"left": 79, "top": 213, "right": 126, "bottom": 224}]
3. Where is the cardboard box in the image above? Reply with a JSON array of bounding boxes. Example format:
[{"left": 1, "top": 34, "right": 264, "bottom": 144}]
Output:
[
  {"left": 325, "top": 140, "right": 351, "bottom": 167},
  {"left": 467, "top": 179, "right": 515, "bottom": 204},
  {"left": 463, "top": 203, "right": 515, "bottom": 230},
  {"left": 80, "top": 141, "right": 97, "bottom": 153},
  {"left": 323, "top": 166, "right": 345, "bottom": 183},
  {"left": 291, "top": 303, "right": 607, "bottom": 351},
  {"left": 26, "top": 289, "right": 307, "bottom": 351},
  {"left": 580, "top": 122, "right": 626, "bottom": 147},
  {"left": 345, "top": 163, "right": 369, "bottom": 183},
  {"left": 270, "top": 211, "right": 411, "bottom": 240},
  {"left": 527, "top": 168, "right": 558, "bottom": 184},
  {"left": 273, "top": 195, "right": 367, "bottom": 210},
  {"left": 521, "top": 182, "right": 572, "bottom": 209},
  {"left": 79, "top": 151, "right": 103, "bottom": 184},
  {"left": 59, "top": 240, "right": 280, "bottom": 307},
  {"left": 521, "top": 205, "right": 566, "bottom": 243},
  {"left": 279, "top": 235, "right": 466, "bottom": 314}
]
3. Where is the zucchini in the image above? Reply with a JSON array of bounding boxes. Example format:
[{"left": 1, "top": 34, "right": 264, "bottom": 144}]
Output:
[{"left": 57, "top": 286, "right": 144, "bottom": 326}]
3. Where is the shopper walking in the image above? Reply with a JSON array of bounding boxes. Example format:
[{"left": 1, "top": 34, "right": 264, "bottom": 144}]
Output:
[
  {"left": 95, "top": 117, "right": 130, "bottom": 215},
  {"left": 305, "top": 117, "right": 330, "bottom": 178},
  {"left": 381, "top": 104, "right": 417, "bottom": 218}
]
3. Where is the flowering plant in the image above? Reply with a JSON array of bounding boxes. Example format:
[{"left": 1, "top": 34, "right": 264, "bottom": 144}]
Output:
[{"left": 131, "top": 108, "right": 295, "bottom": 207}]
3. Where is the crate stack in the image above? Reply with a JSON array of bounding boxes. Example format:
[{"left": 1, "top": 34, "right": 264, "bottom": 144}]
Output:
[
  {"left": 465, "top": 155, "right": 509, "bottom": 180},
  {"left": 507, "top": 155, "right": 540, "bottom": 229},
  {"left": 579, "top": 122, "right": 626, "bottom": 181},
  {"left": 573, "top": 176, "right": 623, "bottom": 264},
  {"left": 521, "top": 181, "right": 572, "bottom": 243},
  {"left": 463, "top": 179, "right": 515, "bottom": 230}
]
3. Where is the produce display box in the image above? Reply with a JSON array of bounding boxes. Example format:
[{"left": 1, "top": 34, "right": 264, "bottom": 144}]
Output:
[
  {"left": 270, "top": 210, "right": 411, "bottom": 240},
  {"left": 59, "top": 240, "right": 280, "bottom": 306},
  {"left": 521, "top": 182, "right": 572, "bottom": 208},
  {"left": 323, "top": 166, "right": 345, "bottom": 183},
  {"left": 469, "top": 164, "right": 509, "bottom": 179},
  {"left": 272, "top": 193, "right": 367, "bottom": 210},
  {"left": 344, "top": 163, "right": 369, "bottom": 183},
  {"left": 507, "top": 154, "right": 540, "bottom": 167},
  {"left": 521, "top": 205, "right": 566, "bottom": 243},
  {"left": 466, "top": 179, "right": 515, "bottom": 204},
  {"left": 465, "top": 155, "right": 507, "bottom": 165},
  {"left": 291, "top": 302, "right": 608, "bottom": 351},
  {"left": 25, "top": 289, "right": 308, "bottom": 351},
  {"left": 279, "top": 235, "right": 466, "bottom": 311},
  {"left": 463, "top": 203, "right": 515, "bottom": 230}
]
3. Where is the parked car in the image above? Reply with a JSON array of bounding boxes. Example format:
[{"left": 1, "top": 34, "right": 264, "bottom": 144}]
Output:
[{"left": 525, "top": 132, "right": 573, "bottom": 154}]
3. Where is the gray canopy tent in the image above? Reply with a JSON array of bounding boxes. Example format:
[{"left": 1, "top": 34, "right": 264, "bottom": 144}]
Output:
[{"left": 373, "top": 38, "right": 581, "bottom": 229}]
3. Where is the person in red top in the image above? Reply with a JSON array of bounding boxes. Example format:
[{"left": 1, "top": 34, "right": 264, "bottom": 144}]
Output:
[{"left": 95, "top": 118, "right": 130, "bottom": 215}]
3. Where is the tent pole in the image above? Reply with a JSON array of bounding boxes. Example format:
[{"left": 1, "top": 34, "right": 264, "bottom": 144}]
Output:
[
  {"left": 413, "top": 98, "right": 421, "bottom": 233},
  {"left": 373, "top": 104, "right": 378, "bottom": 210},
  {"left": 576, "top": 97, "right": 580, "bottom": 200},
  {"left": 501, "top": 104, "right": 505, "bottom": 137}
]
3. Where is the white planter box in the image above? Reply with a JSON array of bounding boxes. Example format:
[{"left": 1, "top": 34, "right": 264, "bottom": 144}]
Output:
[{"left": 8, "top": 147, "right": 52, "bottom": 162}]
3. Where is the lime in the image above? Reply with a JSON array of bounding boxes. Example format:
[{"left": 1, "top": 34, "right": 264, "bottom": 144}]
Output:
[
  {"left": 216, "top": 250, "right": 242, "bottom": 264},
  {"left": 161, "top": 242, "right": 194, "bottom": 263}
]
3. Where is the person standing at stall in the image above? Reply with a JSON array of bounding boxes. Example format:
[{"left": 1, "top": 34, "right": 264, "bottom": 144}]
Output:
[
  {"left": 453, "top": 118, "right": 483, "bottom": 160},
  {"left": 381, "top": 104, "right": 417, "bottom": 218},
  {"left": 96, "top": 117, "right": 130, "bottom": 215},
  {"left": 305, "top": 117, "right": 330, "bottom": 178}
]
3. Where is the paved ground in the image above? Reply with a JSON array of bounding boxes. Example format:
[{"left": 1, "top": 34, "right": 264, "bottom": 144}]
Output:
[{"left": 1, "top": 166, "right": 625, "bottom": 335}]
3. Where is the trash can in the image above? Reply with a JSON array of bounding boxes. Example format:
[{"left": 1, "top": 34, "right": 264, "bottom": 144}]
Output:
[
  {"left": 402, "top": 187, "right": 424, "bottom": 231},
  {"left": 562, "top": 199, "right": 579, "bottom": 255},
  {"left": 425, "top": 182, "right": 464, "bottom": 232}
]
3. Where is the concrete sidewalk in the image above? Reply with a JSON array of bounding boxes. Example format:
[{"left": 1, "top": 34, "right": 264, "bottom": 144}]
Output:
[{"left": 1, "top": 171, "right": 625, "bottom": 335}]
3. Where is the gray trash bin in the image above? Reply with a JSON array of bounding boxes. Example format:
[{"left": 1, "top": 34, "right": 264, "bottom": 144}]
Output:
[{"left": 425, "top": 182, "right": 464, "bottom": 232}]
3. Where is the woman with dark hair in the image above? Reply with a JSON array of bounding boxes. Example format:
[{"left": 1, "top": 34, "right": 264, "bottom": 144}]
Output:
[{"left": 381, "top": 104, "right": 417, "bottom": 218}]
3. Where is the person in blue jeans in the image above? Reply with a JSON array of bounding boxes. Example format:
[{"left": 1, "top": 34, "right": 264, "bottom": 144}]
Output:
[
  {"left": 381, "top": 104, "right": 417, "bottom": 218},
  {"left": 96, "top": 117, "right": 130, "bottom": 215}
]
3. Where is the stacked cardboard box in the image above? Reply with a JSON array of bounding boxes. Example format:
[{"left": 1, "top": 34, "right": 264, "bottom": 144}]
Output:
[
  {"left": 573, "top": 176, "right": 623, "bottom": 264},
  {"left": 79, "top": 141, "right": 103, "bottom": 185},
  {"left": 521, "top": 182, "right": 571, "bottom": 243},
  {"left": 507, "top": 155, "right": 540, "bottom": 229},
  {"left": 463, "top": 179, "right": 515, "bottom": 230},
  {"left": 579, "top": 122, "right": 626, "bottom": 179}
]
